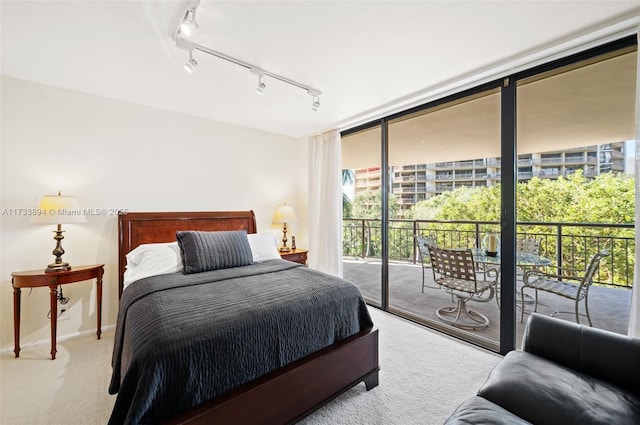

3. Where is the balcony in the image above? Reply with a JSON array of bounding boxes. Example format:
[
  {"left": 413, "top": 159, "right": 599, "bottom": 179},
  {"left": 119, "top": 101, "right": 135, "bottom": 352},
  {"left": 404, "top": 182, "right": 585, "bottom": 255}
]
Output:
[
  {"left": 532, "top": 156, "right": 598, "bottom": 166},
  {"left": 436, "top": 183, "right": 454, "bottom": 191},
  {"left": 395, "top": 175, "right": 428, "bottom": 182},
  {"left": 455, "top": 173, "right": 474, "bottom": 180},
  {"left": 434, "top": 162, "right": 455, "bottom": 169},
  {"left": 564, "top": 156, "right": 598, "bottom": 164},
  {"left": 398, "top": 196, "right": 416, "bottom": 204},
  {"left": 342, "top": 218, "right": 633, "bottom": 343},
  {"left": 455, "top": 160, "right": 477, "bottom": 168},
  {"left": 435, "top": 174, "right": 453, "bottom": 180}
]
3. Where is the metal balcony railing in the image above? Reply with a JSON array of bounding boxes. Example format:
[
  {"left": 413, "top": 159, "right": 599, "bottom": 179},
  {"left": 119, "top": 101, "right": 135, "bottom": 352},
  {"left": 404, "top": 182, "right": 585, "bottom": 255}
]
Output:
[{"left": 342, "top": 218, "right": 634, "bottom": 288}]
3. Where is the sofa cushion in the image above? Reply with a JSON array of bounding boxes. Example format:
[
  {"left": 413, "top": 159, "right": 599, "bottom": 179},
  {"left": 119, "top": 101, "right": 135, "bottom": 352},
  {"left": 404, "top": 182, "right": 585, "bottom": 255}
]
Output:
[
  {"left": 478, "top": 350, "right": 640, "bottom": 425},
  {"left": 443, "top": 396, "right": 532, "bottom": 425},
  {"left": 523, "top": 312, "right": 640, "bottom": 395}
]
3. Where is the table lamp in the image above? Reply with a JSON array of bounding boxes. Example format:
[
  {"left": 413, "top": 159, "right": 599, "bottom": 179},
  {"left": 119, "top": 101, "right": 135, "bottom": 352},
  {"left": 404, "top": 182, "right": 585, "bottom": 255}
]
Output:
[
  {"left": 30, "top": 191, "right": 87, "bottom": 272},
  {"left": 272, "top": 204, "right": 296, "bottom": 252}
]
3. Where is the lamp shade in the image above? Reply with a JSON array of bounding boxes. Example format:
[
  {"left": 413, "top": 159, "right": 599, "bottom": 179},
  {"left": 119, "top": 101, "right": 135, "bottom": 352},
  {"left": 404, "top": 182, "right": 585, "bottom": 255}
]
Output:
[
  {"left": 272, "top": 205, "right": 296, "bottom": 224},
  {"left": 29, "top": 193, "right": 87, "bottom": 225}
]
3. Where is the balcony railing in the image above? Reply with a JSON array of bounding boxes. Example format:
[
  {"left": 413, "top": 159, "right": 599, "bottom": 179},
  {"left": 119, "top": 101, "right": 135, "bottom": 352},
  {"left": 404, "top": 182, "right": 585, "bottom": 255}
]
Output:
[
  {"left": 533, "top": 157, "right": 598, "bottom": 165},
  {"left": 343, "top": 218, "right": 634, "bottom": 288}
]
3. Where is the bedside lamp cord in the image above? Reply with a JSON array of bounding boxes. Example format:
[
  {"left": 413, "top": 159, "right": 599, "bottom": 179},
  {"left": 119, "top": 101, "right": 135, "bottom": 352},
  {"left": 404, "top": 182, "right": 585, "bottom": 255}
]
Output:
[{"left": 46, "top": 286, "right": 70, "bottom": 319}]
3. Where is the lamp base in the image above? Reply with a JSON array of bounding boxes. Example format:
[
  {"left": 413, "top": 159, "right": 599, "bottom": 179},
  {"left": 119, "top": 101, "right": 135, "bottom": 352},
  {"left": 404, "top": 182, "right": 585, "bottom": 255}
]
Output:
[
  {"left": 46, "top": 262, "right": 71, "bottom": 273},
  {"left": 279, "top": 246, "right": 291, "bottom": 253},
  {"left": 46, "top": 224, "right": 71, "bottom": 273}
]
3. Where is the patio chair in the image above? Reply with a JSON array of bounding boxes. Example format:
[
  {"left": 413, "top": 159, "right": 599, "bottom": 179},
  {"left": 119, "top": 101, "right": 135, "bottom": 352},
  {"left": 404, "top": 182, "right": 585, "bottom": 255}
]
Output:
[
  {"left": 415, "top": 234, "right": 438, "bottom": 293},
  {"left": 516, "top": 237, "right": 542, "bottom": 255},
  {"left": 515, "top": 237, "right": 544, "bottom": 305},
  {"left": 516, "top": 237, "right": 543, "bottom": 273},
  {"left": 520, "top": 250, "right": 609, "bottom": 326},
  {"left": 427, "top": 245, "right": 498, "bottom": 329}
]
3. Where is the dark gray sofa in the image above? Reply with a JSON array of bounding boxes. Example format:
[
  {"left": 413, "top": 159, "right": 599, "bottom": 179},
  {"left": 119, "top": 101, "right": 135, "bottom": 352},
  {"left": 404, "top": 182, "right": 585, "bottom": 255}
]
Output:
[{"left": 445, "top": 313, "right": 640, "bottom": 425}]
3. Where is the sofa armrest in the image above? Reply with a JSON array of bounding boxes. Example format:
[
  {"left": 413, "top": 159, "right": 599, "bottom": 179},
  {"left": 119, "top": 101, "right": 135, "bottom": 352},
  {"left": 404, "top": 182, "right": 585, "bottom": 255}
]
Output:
[{"left": 522, "top": 313, "right": 640, "bottom": 395}]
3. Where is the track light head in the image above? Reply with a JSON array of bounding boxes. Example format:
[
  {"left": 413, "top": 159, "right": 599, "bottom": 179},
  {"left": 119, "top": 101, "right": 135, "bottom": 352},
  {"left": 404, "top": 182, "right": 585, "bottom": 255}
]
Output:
[
  {"left": 184, "top": 50, "right": 198, "bottom": 73},
  {"left": 180, "top": 8, "right": 199, "bottom": 39},
  {"left": 308, "top": 89, "right": 321, "bottom": 111},
  {"left": 184, "top": 58, "right": 197, "bottom": 73},
  {"left": 256, "top": 75, "right": 266, "bottom": 95}
]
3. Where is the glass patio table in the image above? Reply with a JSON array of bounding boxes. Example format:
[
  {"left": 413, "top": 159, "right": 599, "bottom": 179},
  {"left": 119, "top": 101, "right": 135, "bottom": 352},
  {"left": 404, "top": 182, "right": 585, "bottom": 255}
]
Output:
[
  {"left": 470, "top": 248, "right": 552, "bottom": 269},
  {"left": 471, "top": 248, "right": 552, "bottom": 304}
]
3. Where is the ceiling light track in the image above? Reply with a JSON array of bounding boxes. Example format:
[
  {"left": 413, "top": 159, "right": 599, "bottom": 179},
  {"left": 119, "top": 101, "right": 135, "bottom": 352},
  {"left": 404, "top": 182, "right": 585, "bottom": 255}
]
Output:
[{"left": 173, "top": 1, "right": 321, "bottom": 111}]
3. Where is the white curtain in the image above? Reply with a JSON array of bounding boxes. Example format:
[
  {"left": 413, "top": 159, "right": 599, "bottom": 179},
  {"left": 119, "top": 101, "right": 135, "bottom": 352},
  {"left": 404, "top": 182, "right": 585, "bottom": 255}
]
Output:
[
  {"left": 308, "top": 129, "right": 343, "bottom": 277},
  {"left": 629, "top": 26, "right": 640, "bottom": 338}
]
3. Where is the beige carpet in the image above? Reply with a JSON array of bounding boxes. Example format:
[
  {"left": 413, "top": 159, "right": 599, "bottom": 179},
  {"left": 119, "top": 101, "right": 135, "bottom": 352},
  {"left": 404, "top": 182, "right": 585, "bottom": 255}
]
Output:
[{"left": 0, "top": 308, "right": 500, "bottom": 425}]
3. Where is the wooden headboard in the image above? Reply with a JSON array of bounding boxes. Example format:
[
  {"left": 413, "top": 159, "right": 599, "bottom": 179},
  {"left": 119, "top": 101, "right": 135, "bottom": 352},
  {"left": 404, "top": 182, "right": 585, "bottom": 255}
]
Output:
[{"left": 118, "top": 211, "right": 257, "bottom": 298}]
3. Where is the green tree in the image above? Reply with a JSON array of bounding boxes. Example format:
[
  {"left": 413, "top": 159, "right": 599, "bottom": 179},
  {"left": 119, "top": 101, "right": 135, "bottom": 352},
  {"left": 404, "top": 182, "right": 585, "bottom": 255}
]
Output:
[
  {"left": 342, "top": 169, "right": 354, "bottom": 218},
  {"left": 352, "top": 190, "right": 400, "bottom": 219},
  {"left": 407, "top": 172, "right": 634, "bottom": 224},
  {"left": 346, "top": 190, "right": 401, "bottom": 258},
  {"left": 404, "top": 172, "right": 634, "bottom": 286},
  {"left": 344, "top": 173, "right": 634, "bottom": 286}
]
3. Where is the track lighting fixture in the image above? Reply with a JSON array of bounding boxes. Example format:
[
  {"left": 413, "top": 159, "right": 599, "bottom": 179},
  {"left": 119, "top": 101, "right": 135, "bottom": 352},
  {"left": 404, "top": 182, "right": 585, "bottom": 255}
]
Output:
[
  {"left": 184, "top": 50, "right": 198, "bottom": 73},
  {"left": 173, "top": 1, "right": 322, "bottom": 109},
  {"left": 179, "top": 7, "right": 199, "bottom": 40},
  {"left": 256, "top": 74, "right": 266, "bottom": 95},
  {"left": 308, "top": 90, "right": 321, "bottom": 111}
]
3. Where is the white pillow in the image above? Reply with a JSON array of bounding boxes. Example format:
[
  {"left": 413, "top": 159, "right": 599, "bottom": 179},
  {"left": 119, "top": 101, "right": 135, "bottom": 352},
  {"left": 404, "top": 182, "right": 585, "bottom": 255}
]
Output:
[
  {"left": 247, "top": 232, "right": 281, "bottom": 262},
  {"left": 123, "top": 242, "right": 183, "bottom": 290}
]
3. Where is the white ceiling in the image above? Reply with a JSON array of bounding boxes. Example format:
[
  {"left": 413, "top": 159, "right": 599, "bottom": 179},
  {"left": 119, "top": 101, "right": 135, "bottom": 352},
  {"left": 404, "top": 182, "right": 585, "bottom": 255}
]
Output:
[{"left": 1, "top": 1, "right": 639, "bottom": 138}]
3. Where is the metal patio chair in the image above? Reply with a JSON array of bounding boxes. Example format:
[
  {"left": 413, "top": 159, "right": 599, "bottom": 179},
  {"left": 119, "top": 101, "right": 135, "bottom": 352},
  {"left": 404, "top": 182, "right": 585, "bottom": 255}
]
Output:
[
  {"left": 517, "top": 237, "right": 543, "bottom": 256},
  {"left": 517, "top": 238, "right": 544, "bottom": 271},
  {"left": 427, "top": 245, "right": 498, "bottom": 329},
  {"left": 520, "top": 250, "right": 609, "bottom": 326},
  {"left": 415, "top": 234, "right": 438, "bottom": 293}
]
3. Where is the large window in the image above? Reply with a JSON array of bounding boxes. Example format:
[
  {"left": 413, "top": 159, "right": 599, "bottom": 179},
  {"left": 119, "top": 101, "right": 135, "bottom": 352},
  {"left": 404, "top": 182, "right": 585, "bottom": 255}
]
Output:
[
  {"left": 386, "top": 88, "right": 502, "bottom": 348},
  {"left": 515, "top": 46, "right": 637, "bottom": 345},
  {"left": 341, "top": 36, "right": 637, "bottom": 353},
  {"left": 342, "top": 125, "right": 382, "bottom": 306}
]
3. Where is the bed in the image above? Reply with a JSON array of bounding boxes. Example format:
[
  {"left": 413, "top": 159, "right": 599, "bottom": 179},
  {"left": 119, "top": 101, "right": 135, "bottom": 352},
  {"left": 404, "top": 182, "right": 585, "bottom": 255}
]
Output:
[{"left": 110, "top": 211, "right": 379, "bottom": 424}]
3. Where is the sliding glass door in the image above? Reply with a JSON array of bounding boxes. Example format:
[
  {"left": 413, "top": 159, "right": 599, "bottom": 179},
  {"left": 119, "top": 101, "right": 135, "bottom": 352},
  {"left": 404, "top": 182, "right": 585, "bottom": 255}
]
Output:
[
  {"left": 386, "top": 88, "right": 502, "bottom": 348},
  {"left": 342, "top": 125, "right": 383, "bottom": 307},
  {"left": 515, "top": 45, "right": 637, "bottom": 345},
  {"left": 340, "top": 35, "right": 637, "bottom": 353}
]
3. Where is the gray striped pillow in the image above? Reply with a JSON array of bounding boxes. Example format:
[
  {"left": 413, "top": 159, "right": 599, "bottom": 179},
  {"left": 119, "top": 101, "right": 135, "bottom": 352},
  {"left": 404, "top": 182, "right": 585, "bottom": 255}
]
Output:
[{"left": 176, "top": 230, "right": 254, "bottom": 274}]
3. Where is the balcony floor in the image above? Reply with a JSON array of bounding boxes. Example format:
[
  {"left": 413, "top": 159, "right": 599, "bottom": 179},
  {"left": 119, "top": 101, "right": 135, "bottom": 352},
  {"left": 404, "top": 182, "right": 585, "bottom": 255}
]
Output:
[{"left": 344, "top": 258, "right": 632, "bottom": 346}]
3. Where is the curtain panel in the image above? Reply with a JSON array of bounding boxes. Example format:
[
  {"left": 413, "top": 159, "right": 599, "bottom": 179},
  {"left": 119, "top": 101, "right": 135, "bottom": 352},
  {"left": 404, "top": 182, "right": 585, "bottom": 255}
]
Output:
[
  {"left": 629, "top": 27, "right": 640, "bottom": 338},
  {"left": 308, "top": 129, "right": 343, "bottom": 277}
]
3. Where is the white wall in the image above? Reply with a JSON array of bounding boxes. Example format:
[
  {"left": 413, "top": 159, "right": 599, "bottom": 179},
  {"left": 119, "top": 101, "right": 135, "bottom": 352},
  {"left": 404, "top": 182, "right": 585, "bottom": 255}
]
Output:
[{"left": 0, "top": 76, "right": 308, "bottom": 352}]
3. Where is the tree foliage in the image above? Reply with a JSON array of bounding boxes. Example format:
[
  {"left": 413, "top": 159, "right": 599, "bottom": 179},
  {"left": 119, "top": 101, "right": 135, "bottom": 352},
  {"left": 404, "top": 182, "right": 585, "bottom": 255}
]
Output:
[
  {"left": 342, "top": 169, "right": 354, "bottom": 218},
  {"left": 407, "top": 172, "right": 634, "bottom": 224},
  {"left": 344, "top": 172, "right": 635, "bottom": 287},
  {"left": 352, "top": 190, "right": 400, "bottom": 219}
]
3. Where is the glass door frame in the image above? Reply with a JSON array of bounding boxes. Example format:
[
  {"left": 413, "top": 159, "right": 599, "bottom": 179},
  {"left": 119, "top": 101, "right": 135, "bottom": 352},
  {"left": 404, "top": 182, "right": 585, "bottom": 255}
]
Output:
[{"left": 341, "top": 34, "right": 637, "bottom": 355}]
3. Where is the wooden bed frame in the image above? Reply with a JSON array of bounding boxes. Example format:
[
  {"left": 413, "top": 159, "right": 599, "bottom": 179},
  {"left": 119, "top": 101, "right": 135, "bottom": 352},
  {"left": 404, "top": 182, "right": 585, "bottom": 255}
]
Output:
[{"left": 118, "top": 211, "right": 379, "bottom": 424}]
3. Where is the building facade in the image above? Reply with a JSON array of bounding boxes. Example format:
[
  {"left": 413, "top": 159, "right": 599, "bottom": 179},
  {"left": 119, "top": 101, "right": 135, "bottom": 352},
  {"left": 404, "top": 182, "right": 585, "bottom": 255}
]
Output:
[{"left": 354, "top": 142, "right": 627, "bottom": 215}]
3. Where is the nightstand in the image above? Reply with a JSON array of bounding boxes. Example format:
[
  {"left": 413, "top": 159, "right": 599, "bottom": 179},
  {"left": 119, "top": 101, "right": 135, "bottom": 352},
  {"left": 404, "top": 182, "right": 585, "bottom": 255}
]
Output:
[
  {"left": 11, "top": 264, "right": 104, "bottom": 360},
  {"left": 280, "top": 249, "right": 308, "bottom": 265}
]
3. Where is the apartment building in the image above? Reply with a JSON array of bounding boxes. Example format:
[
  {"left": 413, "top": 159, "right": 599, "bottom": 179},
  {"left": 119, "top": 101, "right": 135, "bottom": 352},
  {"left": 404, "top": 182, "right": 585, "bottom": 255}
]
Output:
[{"left": 354, "top": 142, "right": 627, "bottom": 215}]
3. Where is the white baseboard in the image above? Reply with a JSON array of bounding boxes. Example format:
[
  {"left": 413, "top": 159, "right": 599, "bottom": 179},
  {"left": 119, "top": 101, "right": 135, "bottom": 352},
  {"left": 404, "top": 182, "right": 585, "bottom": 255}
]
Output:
[{"left": 0, "top": 324, "right": 115, "bottom": 355}]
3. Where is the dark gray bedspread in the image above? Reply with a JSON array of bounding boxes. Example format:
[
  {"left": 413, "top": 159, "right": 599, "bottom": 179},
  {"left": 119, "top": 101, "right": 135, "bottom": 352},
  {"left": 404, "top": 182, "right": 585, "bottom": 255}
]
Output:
[{"left": 108, "top": 260, "right": 373, "bottom": 424}]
